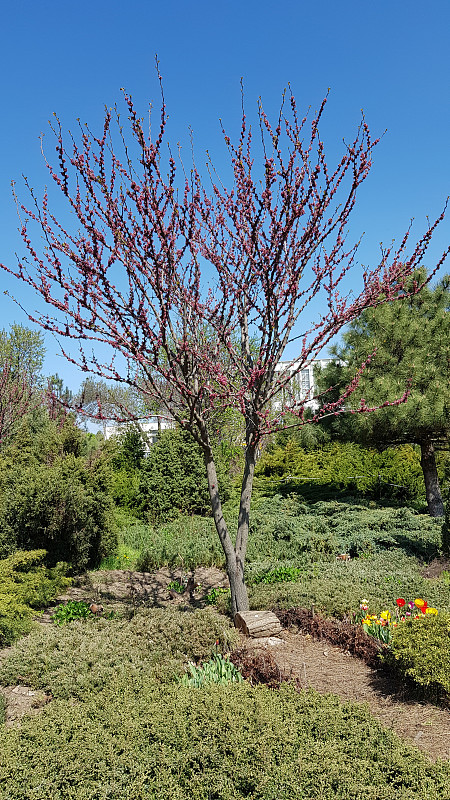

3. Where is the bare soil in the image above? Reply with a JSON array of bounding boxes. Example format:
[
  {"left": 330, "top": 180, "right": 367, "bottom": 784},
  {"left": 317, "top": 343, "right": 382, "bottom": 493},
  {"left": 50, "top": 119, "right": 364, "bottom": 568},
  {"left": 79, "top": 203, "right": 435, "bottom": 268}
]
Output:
[
  {"left": 421, "top": 557, "right": 450, "bottom": 579},
  {"left": 1, "top": 567, "right": 449, "bottom": 762},
  {"left": 242, "top": 632, "right": 450, "bottom": 762}
]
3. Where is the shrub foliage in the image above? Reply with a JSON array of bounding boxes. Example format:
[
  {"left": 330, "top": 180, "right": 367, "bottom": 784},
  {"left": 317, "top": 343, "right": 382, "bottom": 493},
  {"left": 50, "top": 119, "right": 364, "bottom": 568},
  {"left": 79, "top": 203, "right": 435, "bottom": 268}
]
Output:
[
  {"left": 0, "top": 550, "right": 70, "bottom": 646},
  {"left": 0, "top": 683, "right": 448, "bottom": 799},
  {"left": 386, "top": 613, "right": 450, "bottom": 704}
]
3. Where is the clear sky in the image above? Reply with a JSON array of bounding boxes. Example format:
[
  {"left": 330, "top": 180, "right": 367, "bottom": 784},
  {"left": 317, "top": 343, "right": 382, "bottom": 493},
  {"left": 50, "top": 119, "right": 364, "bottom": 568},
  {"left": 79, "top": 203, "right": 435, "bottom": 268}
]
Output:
[{"left": 0, "top": 0, "right": 449, "bottom": 392}]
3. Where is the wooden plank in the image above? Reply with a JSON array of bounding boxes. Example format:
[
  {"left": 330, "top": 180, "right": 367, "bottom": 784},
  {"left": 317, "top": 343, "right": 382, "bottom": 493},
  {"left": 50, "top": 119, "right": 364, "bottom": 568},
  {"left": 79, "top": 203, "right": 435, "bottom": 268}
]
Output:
[{"left": 234, "top": 610, "right": 282, "bottom": 638}]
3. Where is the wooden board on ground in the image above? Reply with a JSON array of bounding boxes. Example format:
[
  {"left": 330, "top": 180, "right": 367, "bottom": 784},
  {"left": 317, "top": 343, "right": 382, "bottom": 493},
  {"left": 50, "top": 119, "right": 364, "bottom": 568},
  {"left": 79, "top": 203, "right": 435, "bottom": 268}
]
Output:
[{"left": 234, "top": 610, "right": 282, "bottom": 638}]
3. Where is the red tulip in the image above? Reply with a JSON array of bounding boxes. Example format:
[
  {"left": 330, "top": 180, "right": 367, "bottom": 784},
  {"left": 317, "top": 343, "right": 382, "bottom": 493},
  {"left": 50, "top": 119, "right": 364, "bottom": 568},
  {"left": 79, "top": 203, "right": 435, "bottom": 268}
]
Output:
[{"left": 396, "top": 598, "right": 406, "bottom": 607}]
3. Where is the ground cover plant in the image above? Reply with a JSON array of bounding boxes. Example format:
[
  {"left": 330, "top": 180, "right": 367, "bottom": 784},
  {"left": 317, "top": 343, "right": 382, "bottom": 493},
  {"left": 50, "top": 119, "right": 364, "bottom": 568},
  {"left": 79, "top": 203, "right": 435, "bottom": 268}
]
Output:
[
  {"left": 116, "top": 496, "right": 443, "bottom": 572},
  {"left": 1, "top": 679, "right": 450, "bottom": 799},
  {"left": 0, "top": 607, "right": 240, "bottom": 699},
  {"left": 246, "top": 551, "right": 450, "bottom": 619}
]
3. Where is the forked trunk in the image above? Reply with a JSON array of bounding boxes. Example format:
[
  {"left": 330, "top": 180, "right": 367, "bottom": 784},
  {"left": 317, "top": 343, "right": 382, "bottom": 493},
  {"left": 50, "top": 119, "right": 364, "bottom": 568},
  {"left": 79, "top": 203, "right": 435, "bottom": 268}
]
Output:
[
  {"left": 420, "top": 438, "right": 444, "bottom": 517},
  {"left": 203, "top": 450, "right": 250, "bottom": 616}
]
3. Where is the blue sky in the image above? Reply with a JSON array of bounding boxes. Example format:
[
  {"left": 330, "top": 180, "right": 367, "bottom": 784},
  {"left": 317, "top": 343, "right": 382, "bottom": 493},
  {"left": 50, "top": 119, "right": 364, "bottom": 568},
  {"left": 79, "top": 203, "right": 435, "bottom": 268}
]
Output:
[{"left": 0, "top": 0, "right": 449, "bottom": 392}]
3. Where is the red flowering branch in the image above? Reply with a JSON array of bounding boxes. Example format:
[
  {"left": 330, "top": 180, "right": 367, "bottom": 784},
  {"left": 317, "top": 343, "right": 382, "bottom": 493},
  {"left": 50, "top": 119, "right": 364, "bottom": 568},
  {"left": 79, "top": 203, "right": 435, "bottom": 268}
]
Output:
[{"left": 1, "top": 82, "right": 448, "bottom": 614}]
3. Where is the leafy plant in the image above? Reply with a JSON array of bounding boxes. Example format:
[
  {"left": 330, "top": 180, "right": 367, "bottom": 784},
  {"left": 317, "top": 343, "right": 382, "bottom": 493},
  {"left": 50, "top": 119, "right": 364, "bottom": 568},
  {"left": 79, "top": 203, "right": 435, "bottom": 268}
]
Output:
[
  {"left": 52, "top": 601, "right": 94, "bottom": 625},
  {"left": 167, "top": 579, "right": 186, "bottom": 594},
  {"left": 180, "top": 652, "right": 243, "bottom": 687},
  {"left": 205, "top": 586, "right": 229, "bottom": 605}
]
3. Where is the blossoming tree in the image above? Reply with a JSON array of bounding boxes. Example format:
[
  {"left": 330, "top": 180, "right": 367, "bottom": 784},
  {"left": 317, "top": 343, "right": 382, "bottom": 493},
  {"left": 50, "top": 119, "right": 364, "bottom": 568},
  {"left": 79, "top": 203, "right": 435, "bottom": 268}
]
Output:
[{"left": 2, "top": 82, "right": 448, "bottom": 614}]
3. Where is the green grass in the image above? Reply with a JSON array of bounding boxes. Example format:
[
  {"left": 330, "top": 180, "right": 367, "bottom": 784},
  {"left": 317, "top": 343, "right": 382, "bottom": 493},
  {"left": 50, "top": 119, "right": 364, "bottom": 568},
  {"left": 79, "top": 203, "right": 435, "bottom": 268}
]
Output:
[
  {"left": 99, "top": 542, "right": 141, "bottom": 570},
  {"left": 133, "top": 516, "right": 224, "bottom": 571}
]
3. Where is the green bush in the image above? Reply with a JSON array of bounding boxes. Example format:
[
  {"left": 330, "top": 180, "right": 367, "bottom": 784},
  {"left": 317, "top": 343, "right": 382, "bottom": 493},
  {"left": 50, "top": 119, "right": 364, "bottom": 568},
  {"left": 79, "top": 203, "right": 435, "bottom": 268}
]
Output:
[
  {"left": 129, "top": 497, "right": 442, "bottom": 574},
  {"left": 249, "top": 564, "right": 303, "bottom": 585},
  {"left": 0, "top": 607, "right": 240, "bottom": 699},
  {"left": 139, "top": 429, "right": 212, "bottom": 524},
  {"left": 138, "top": 429, "right": 231, "bottom": 525},
  {"left": 0, "top": 683, "right": 448, "bottom": 799},
  {"left": 256, "top": 441, "right": 430, "bottom": 505},
  {"left": 0, "top": 550, "right": 70, "bottom": 646},
  {"left": 0, "top": 453, "right": 117, "bottom": 571},
  {"left": 385, "top": 613, "right": 450, "bottom": 703}
]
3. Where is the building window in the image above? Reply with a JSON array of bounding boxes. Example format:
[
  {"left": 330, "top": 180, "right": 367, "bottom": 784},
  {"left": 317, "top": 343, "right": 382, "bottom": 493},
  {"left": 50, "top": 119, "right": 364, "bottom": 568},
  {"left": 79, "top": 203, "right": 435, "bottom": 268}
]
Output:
[{"left": 301, "top": 368, "right": 311, "bottom": 395}]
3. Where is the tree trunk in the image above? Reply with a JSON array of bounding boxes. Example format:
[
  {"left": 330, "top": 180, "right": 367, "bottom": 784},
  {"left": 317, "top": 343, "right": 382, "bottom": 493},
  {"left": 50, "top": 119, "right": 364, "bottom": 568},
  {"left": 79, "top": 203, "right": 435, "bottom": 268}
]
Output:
[
  {"left": 234, "top": 443, "right": 256, "bottom": 607},
  {"left": 203, "top": 449, "right": 250, "bottom": 616},
  {"left": 420, "top": 439, "right": 444, "bottom": 517}
]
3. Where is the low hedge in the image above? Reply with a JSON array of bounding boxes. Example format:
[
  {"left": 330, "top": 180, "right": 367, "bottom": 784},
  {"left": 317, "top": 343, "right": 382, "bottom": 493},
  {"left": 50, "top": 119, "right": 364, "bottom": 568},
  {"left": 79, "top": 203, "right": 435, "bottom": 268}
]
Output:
[{"left": 0, "top": 683, "right": 449, "bottom": 799}]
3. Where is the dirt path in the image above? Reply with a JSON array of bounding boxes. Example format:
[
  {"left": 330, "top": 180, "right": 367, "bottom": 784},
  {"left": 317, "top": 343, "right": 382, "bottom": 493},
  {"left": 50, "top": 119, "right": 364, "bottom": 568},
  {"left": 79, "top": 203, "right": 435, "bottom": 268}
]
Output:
[{"left": 246, "top": 631, "right": 450, "bottom": 762}]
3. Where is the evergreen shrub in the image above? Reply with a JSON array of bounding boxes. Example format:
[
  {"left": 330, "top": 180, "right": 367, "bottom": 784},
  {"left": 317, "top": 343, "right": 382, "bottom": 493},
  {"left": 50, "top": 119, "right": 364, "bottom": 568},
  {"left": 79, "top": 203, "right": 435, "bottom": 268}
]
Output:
[
  {"left": 442, "top": 486, "right": 450, "bottom": 555},
  {"left": 139, "top": 429, "right": 231, "bottom": 524},
  {"left": 256, "top": 441, "right": 429, "bottom": 504},
  {"left": 0, "top": 454, "right": 117, "bottom": 571},
  {"left": 0, "top": 550, "right": 70, "bottom": 646},
  {"left": 109, "top": 427, "right": 147, "bottom": 513},
  {"left": 246, "top": 495, "right": 441, "bottom": 563},
  {"left": 0, "top": 415, "right": 117, "bottom": 570},
  {"left": 0, "top": 683, "right": 448, "bottom": 799},
  {"left": 385, "top": 612, "right": 450, "bottom": 703}
]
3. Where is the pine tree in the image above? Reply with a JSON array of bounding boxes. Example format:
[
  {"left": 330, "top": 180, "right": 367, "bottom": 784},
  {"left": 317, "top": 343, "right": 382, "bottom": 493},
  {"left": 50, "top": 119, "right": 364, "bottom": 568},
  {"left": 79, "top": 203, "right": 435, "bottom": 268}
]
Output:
[{"left": 318, "top": 270, "right": 450, "bottom": 516}]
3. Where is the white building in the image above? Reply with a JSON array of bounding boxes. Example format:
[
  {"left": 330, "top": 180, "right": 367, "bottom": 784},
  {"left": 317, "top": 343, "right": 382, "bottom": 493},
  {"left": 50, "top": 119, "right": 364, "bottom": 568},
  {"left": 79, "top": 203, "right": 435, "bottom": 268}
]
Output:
[
  {"left": 103, "top": 415, "right": 175, "bottom": 448},
  {"left": 273, "top": 358, "right": 334, "bottom": 411}
]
